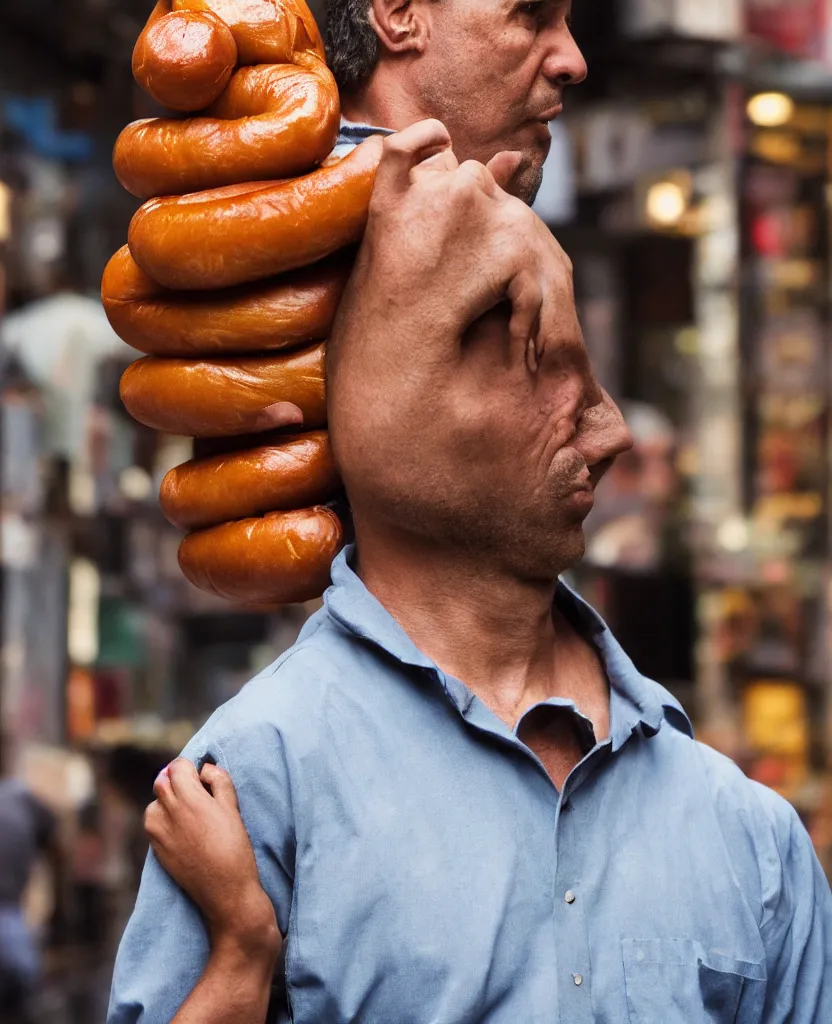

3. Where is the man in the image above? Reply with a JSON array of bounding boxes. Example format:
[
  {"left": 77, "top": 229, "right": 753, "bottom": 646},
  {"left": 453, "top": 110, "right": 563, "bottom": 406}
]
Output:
[{"left": 109, "top": 3, "right": 832, "bottom": 1023}]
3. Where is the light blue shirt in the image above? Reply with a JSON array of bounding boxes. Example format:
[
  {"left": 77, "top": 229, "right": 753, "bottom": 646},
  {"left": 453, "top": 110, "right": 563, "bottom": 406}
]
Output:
[
  {"left": 109, "top": 123, "right": 831, "bottom": 1022},
  {"left": 109, "top": 545, "right": 831, "bottom": 1023}
]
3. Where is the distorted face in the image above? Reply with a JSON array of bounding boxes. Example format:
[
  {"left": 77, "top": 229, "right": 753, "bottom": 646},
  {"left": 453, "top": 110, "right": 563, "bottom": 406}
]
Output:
[
  {"left": 338, "top": 302, "right": 633, "bottom": 582},
  {"left": 414, "top": 0, "right": 586, "bottom": 202}
]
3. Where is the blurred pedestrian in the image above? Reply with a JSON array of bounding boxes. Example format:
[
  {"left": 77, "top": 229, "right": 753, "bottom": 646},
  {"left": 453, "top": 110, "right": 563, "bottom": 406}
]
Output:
[{"left": 0, "top": 738, "right": 57, "bottom": 1022}]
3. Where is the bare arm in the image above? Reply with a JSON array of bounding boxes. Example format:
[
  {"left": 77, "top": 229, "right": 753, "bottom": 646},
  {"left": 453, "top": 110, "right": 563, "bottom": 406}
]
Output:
[
  {"left": 171, "top": 932, "right": 278, "bottom": 1024},
  {"left": 146, "top": 759, "right": 282, "bottom": 1024}
]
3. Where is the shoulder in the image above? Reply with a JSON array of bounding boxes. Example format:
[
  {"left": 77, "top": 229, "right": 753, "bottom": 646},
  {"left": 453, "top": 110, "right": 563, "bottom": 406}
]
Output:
[
  {"left": 686, "top": 740, "right": 816, "bottom": 921},
  {"left": 181, "top": 611, "right": 356, "bottom": 766},
  {"left": 692, "top": 739, "right": 801, "bottom": 840}
]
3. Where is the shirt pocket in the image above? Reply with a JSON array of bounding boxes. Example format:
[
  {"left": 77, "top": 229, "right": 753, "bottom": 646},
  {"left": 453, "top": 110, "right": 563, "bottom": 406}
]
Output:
[{"left": 622, "top": 938, "right": 766, "bottom": 1024}]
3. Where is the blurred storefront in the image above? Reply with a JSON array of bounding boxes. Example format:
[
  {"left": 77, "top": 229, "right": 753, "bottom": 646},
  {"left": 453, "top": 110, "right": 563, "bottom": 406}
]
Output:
[
  {"left": 550, "top": 0, "right": 832, "bottom": 873},
  {"left": 0, "top": 5, "right": 831, "bottom": 1010}
]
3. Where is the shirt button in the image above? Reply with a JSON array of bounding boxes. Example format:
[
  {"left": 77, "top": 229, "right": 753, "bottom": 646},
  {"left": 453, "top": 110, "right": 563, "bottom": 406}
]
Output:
[
  {"left": 564, "top": 889, "right": 576, "bottom": 904},
  {"left": 573, "top": 974, "right": 583, "bottom": 986}
]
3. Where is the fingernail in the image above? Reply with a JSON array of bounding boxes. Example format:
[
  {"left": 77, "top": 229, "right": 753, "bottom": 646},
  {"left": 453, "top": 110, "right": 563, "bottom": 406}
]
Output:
[
  {"left": 156, "top": 765, "right": 170, "bottom": 785},
  {"left": 254, "top": 402, "right": 304, "bottom": 431}
]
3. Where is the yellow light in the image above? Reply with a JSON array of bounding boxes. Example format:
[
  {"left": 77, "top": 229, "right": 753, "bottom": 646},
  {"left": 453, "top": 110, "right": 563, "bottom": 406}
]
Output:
[
  {"left": 646, "top": 181, "right": 687, "bottom": 227},
  {"left": 747, "top": 92, "right": 795, "bottom": 128}
]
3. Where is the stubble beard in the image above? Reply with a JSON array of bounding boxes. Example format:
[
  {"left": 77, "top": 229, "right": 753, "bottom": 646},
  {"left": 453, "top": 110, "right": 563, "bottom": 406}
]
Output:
[{"left": 510, "top": 157, "right": 546, "bottom": 206}]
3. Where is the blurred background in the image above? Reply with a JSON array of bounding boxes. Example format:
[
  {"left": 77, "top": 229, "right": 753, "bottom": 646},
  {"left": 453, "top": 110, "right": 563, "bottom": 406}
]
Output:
[{"left": 0, "top": 0, "right": 831, "bottom": 1019}]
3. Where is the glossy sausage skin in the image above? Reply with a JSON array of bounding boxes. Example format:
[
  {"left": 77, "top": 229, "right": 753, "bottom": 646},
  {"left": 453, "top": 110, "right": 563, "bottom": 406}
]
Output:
[
  {"left": 116, "top": 57, "right": 339, "bottom": 198},
  {"left": 127, "top": 136, "right": 382, "bottom": 290},
  {"left": 112, "top": 0, "right": 359, "bottom": 606},
  {"left": 132, "top": 4, "right": 237, "bottom": 112},
  {"left": 178, "top": 506, "right": 343, "bottom": 605},
  {"left": 160, "top": 429, "right": 339, "bottom": 529},
  {"left": 120, "top": 342, "right": 326, "bottom": 437},
  {"left": 178, "top": 0, "right": 325, "bottom": 65},
  {"left": 102, "top": 245, "right": 350, "bottom": 356}
]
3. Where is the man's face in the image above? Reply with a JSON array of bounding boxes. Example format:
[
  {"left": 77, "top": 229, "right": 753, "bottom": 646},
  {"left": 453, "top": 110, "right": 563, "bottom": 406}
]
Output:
[
  {"left": 415, "top": 0, "right": 586, "bottom": 202},
  {"left": 397, "top": 305, "right": 633, "bottom": 579}
]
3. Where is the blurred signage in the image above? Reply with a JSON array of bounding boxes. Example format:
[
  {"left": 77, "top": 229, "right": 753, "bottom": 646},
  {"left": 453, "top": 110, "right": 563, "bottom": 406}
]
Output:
[
  {"left": 746, "top": 0, "right": 827, "bottom": 60},
  {"left": 623, "top": 0, "right": 742, "bottom": 40}
]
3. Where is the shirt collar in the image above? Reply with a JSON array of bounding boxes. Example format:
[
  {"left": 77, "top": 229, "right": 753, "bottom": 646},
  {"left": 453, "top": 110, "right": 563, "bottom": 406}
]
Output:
[
  {"left": 324, "top": 548, "right": 693, "bottom": 751},
  {"left": 338, "top": 116, "right": 395, "bottom": 140},
  {"left": 555, "top": 579, "right": 694, "bottom": 750}
]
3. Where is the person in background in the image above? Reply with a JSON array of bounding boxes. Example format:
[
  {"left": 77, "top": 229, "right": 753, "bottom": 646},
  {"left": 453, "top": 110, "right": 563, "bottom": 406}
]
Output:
[
  {"left": 0, "top": 737, "right": 58, "bottom": 1022},
  {"left": 584, "top": 401, "right": 682, "bottom": 572}
]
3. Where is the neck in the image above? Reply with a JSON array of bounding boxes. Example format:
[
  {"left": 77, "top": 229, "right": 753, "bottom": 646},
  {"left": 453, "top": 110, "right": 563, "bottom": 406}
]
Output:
[
  {"left": 340, "top": 66, "right": 426, "bottom": 132},
  {"left": 354, "top": 523, "right": 584, "bottom": 725}
]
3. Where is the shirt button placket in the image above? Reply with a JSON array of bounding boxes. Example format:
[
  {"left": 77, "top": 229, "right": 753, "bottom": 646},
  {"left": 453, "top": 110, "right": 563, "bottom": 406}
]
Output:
[{"left": 555, "top": 802, "right": 593, "bottom": 1022}]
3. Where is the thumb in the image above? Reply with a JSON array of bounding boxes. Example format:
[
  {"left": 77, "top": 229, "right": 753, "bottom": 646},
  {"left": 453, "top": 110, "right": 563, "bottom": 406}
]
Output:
[
  {"left": 486, "top": 151, "right": 523, "bottom": 192},
  {"left": 200, "top": 763, "right": 240, "bottom": 812}
]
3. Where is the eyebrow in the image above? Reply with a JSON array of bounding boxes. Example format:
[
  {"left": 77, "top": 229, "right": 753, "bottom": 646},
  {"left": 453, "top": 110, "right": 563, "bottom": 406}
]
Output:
[{"left": 506, "top": 0, "right": 573, "bottom": 19}]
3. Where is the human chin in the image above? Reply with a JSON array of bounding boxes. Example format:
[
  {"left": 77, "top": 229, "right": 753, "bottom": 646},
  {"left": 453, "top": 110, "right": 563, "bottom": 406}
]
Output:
[{"left": 510, "top": 158, "right": 545, "bottom": 205}]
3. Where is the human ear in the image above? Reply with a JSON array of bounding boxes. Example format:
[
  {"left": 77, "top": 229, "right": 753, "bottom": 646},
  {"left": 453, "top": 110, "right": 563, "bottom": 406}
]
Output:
[{"left": 369, "top": 0, "right": 430, "bottom": 56}]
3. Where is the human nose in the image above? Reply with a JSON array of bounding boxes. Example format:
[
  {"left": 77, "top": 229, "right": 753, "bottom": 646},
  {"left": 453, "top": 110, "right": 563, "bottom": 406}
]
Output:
[
  {"left": 542, "top": 24, "right": 587, "bottom": 87},
  {"left": 574, "top": 390, "right": 634, "bottom": 470}
]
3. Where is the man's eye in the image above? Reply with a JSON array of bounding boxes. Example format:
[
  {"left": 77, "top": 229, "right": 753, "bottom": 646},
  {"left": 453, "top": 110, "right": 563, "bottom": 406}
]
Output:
[{"left": 517, "top": 1, "right": 544, "bottom": 18}]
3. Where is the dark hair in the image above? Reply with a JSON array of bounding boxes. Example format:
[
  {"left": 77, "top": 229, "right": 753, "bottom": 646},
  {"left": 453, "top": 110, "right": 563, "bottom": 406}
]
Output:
[{"left": 325, "top": 0, "right": 381, "bottom": 92}]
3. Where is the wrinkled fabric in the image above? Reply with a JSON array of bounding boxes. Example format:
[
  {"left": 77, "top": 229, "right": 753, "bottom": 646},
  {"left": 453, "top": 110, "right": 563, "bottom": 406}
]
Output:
[{"left": 109, "top": 544, "right": 831, "bottom": 1024}]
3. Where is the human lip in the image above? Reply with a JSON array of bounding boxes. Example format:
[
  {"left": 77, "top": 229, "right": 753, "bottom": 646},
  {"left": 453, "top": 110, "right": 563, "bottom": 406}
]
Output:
[
  {"left": 537, "top": 104, "right": 563, "bottom": 123},
  {"left": 568, "top": 484, "right": 595, "bottom": 512}
]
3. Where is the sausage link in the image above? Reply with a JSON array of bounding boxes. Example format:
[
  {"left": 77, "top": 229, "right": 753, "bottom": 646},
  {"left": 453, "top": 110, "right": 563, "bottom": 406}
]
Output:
[
  {"left": 160, "top": 429, "right": 338, "bottom": 529},
  {"left": 132, "top": 5, "right": 237, "bottom": 112},
  {"left": 119, "top": 342, "right": 326, "bottom": 436},
  {"left": 127, "top": 136, "right": 381, "bottom": 290},
  {"left": 175, "top": 0, "right": 326, "bottom": 65},
  {"left": 115, "top": 57, "right": 339, "bottom": 198},
  {"left": 102, "top": 245, "right": 350, "bottom": 356},
  {"left": 178, "top": 506, "right": 343, "bottom": 605},
  {"left": 110, "top": 0, "right": 357, "bottom": 606}
]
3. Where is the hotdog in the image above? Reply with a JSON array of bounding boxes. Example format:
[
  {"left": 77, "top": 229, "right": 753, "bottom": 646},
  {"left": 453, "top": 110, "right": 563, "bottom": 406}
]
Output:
[
  {"left": 160, "top": 429, "right": 339, "bottom": 529},
  {"left": 110, "top": 0, "right": 377, "bottom": 606},
  {"left": 120, "top": 342, "right": 326, "bottom": 436},
  {"left": 127, "top": 137, "right": 381, "bottom": 290},
  {"left": 178, "top": 507, "right": 343, "bottom": 605},
  {"left": 102, "top": 245, "right": 350, "bottom": 356}
]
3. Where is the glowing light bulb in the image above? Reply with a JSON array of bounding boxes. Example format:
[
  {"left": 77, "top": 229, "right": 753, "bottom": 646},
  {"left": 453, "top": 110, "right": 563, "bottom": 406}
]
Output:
[
  {"left": 646, "top": 181, "right": 687, "bottom": 227},
  {"left": 747, "top": 92, "right": 795, "bottom": 128}
]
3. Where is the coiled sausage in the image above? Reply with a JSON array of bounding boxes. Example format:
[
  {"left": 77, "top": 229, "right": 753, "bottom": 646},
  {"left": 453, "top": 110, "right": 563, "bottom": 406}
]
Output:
[
  {"left": 102, "top": 245, "right": 350, "bottom": 356},
  {"left": 110, "top": 0, "right": 377, "bottom": 606},
  {"left": 178, "top": 507, "right": 343, "bottom": 606},
  {"left": 160, "top": 429, "right": 339, "bottom": 529},
  {"left": 127, "top": 138, "right": 381, "bottom": 290},
  {"left": 120, "top": 342, "right": 326, "bottom": 437}
]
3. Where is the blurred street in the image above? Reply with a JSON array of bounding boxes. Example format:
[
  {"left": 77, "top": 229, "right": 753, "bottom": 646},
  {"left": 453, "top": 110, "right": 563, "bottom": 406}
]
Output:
[{"left": 1, "top": 0, "right": 832, "bottom": 1019}]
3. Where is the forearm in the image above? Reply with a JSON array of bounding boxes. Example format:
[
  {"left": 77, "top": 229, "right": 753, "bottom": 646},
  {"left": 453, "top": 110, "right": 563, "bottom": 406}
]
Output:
[{"left": 172, "top": 929, "right": 280, "bottom": 1024}]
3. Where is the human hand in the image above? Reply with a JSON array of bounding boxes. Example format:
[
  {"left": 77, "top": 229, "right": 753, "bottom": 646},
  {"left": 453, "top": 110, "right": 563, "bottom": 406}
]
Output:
[
  {"left": 342, "top": 118, "right": 572, "bottom": 354},
  {"left": 146, "top": 758, "right": 281, "bottom": 958}
]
